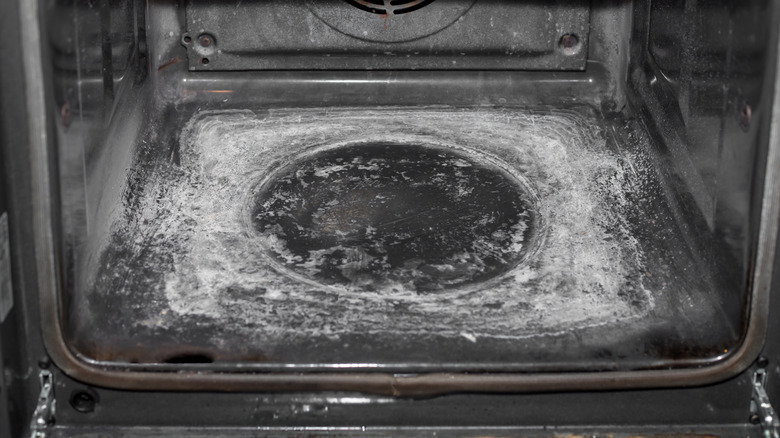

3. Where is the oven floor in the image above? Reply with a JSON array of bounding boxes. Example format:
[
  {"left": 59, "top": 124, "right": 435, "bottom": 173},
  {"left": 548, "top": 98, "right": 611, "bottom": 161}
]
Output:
[{"left": 68, "top": 106, "right": 733, "bottom": 370}]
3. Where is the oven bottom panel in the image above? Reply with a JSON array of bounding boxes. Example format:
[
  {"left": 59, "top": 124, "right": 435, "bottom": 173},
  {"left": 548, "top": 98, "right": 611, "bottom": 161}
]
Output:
[{"left": 59, "top": 105, "right": 737, "bottom": 371}]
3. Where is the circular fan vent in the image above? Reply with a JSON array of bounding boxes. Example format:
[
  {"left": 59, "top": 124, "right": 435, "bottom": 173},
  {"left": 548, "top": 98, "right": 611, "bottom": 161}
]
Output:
[
  {"left": 344, "top": 0, "right": 436, "bottom": 15},
  {"left": 309, "top": 0, "right": 473, "bottom": 44}
]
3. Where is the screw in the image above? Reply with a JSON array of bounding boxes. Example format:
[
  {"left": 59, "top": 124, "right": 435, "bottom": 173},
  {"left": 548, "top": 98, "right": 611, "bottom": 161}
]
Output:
[
  {"left": 199, "top": 34, "right": 213, "bottom": 47},
  {"left": 70, "top": 390, "right": 97, "bottom": 413},
  {"left": 561, "top": 34, "right": 577, "bottom": 48},
  {"left": 559, "top": 34, "right": 580, "bottom": 56},
  {"left": 750, "top": 413, "right": 761, "bottom": 424},
  {"left": 739, "top": 101, "right": 752, "bottom": 131},
  {"left": 758, "top": 356, "right": 770, "bottom": 368},
  {"left": 38, "top": 356, "right": 51, "bottom": 369}
]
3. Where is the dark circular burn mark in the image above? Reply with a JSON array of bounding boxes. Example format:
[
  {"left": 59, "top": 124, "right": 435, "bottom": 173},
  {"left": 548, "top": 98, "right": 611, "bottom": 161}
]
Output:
[{"left": 252, "top": 143, "right": 538, "bottom": 292}]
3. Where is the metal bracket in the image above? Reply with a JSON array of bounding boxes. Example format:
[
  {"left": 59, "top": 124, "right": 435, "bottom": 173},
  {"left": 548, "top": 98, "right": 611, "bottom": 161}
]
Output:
[
  {"left": 29, "top": 370, "right": 55, "bottom": 438},
  {"left": 752, "top": 368, "right": 780, "bottom": 438}
]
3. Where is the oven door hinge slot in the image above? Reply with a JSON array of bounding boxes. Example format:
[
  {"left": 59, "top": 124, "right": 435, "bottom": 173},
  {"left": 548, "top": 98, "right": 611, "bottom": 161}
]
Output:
[
  {"left": 29, "top": 370, "right": 55, "bottom": 438},
  {"left": 752, "top": 368, "right": 780, "bottom": 438}
]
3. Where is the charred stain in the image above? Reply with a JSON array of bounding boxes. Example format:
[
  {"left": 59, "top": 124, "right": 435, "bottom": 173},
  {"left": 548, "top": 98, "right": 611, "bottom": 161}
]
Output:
[{"left": 252, "top": 143, "right": 539, "bottom": 293}]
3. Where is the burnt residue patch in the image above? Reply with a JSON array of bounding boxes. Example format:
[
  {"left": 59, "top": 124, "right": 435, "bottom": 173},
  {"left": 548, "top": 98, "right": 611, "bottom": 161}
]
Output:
[
  {"left": 252, "top": 143, "right": 538, "bottom": 292},
  {"left": 155, "top": 108, "right": 654, "bottom": 341},
  {"left": 76, "top": 106, "right": 664, "bottom": 363}
]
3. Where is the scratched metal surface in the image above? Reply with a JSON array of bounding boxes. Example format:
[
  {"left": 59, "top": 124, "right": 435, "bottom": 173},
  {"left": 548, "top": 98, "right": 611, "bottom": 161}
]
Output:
[{"left": 63, "top": 106, "right": 733, "bottom": 369}]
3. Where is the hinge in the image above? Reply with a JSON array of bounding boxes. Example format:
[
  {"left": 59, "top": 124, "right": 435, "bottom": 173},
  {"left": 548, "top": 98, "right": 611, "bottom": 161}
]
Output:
[
  {"left": 29, "top": 369, "right": 55, "bottom": 438},
  {"left": 752, "top": 368, "right": 780, "bottom": 438}
]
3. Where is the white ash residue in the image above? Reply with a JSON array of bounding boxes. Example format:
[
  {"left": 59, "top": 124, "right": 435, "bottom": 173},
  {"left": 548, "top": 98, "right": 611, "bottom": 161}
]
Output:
[{"left": 100, "top": 108, "right": 654, "bottom": 342}]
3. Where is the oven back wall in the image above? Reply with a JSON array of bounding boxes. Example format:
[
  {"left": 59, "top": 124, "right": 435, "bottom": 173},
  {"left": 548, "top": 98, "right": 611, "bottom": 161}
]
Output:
[{"left": 183, "top": 0, "right": 591, "bottom": 71}]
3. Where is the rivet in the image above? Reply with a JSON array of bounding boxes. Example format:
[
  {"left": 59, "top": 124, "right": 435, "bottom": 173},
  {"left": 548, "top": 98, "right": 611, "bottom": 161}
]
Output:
[
  {"left": 70, "top": 390, "right": 98, "bottom": 413},
  {"left": 559, "top": 34, "right": 581, "bottom": 56},
  {"left": 199, "top": 34, "right": 213, "bottom": 47}
]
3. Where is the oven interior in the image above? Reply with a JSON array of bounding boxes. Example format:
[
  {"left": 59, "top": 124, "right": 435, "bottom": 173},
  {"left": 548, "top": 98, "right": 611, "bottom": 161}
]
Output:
[{"left": 48, "top": 0, "right": 778, "bottom": 379}]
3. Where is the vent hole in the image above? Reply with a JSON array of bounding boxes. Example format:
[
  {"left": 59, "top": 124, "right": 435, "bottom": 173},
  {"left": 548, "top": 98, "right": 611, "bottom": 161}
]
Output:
[{"left": 344, "top": 0, "right": 436, "bottom": 15}]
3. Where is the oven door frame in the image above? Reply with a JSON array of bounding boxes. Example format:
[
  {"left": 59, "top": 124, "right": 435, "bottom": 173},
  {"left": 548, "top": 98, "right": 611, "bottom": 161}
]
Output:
[{"left": 10, "top": 0, "right": 780, "bottom": 398}]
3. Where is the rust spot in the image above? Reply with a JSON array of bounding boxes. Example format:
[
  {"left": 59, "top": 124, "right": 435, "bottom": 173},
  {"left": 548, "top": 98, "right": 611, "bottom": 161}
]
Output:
[
  {"left": 381, "top": 11, "right": 390, "bottom": 29},
  {"left": 157, "top": 57, "right": 183, "bottom": 72},
  {"left": 199, "top": 34, "right": 213, "bottom": 47},
  {"left": 60, "top": 101, "right": 71, "bottom": 128}
]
